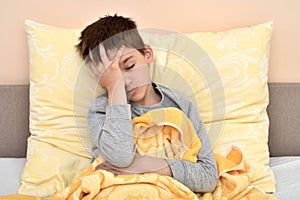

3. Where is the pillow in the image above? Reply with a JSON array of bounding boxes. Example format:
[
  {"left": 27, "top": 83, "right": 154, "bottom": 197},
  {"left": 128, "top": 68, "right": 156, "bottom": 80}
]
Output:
[
  {"left": 20, "top": 20, "right": 275, "bottom": 196},
  {"left": 20, "top": 20, "right": 103, "bottom": 196},
  {"left": 142, "top": 21, "right": 275, "bottom": 192},
  {"left": 188, "top": 24, "right": 275, "bottom": 192}
]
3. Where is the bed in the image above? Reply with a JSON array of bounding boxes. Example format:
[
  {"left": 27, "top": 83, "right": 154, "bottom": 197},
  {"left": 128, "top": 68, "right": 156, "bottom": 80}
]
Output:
[
  {"left": 0, "top": 83, "right": 300, "bottom": 199},
  {"left": 1, "top": 20, "right": 300, "bottom": 199}
]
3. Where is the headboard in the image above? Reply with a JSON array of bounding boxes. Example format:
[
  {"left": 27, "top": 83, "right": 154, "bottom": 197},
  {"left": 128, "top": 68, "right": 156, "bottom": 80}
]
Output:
[{"left": 0, "top": 83, "right": 299, "bottom": 157}]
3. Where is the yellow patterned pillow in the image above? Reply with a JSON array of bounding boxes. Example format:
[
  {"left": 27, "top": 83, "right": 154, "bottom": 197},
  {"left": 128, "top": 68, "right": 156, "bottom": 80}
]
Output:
[
  {"left": 189, "top": 23, "right": 275, "bottom": 192},
  {"left": 19, "top": 20, "right": 104, "bottom": 196},
  {"left": 143, "top": 21, "right": 275, "bottom": 192},
  {"left": 20, "top": 20, "right": 275, "bottom": 196}
]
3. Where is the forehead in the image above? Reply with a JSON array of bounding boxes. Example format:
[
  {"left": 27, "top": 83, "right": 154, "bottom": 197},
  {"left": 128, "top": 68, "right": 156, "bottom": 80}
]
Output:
[{"left": 106, "top": 47, "right": 139, "bottom": 61}]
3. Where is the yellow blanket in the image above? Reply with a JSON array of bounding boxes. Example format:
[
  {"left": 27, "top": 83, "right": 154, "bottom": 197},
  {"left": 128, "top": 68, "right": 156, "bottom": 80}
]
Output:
[
  {"left": 1, "top": 108, "right": 276, "bottom": 200},
  {"left": 198, "top": 146, "right": 277, "bottom": 200}
]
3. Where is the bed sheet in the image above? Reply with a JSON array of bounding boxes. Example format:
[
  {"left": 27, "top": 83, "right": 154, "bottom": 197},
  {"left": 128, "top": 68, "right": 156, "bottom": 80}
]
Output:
[
  {"left": 270, "top": 156, "right": 300, "bottom": 200},
  {"left": 1, "top": 157, "right": 300, "bottom": 198},
  {"left": 0, "top": 158, "right": 26, "bottom": 196}
]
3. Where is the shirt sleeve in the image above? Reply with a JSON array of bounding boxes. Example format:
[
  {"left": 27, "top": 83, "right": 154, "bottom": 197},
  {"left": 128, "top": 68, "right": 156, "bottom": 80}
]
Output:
[
  {"left": 87, "top": 97, "right": 136, "bottom": 167},
  {"left": 165, "top": 101, "right": 218, "bottom": 193}
]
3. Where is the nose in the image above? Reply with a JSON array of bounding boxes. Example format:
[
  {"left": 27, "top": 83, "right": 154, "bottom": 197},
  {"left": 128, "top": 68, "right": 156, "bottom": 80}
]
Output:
[{"left": 124, "top": 74, "right": 132, "bottom": 87}]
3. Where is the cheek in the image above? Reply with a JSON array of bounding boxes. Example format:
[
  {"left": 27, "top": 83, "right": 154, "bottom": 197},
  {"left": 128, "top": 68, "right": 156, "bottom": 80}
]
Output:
[
  {"left": 123, "top": 65, "right": 151, "bottom": 88},
  {"left": 129, "top": 87, "right": 144, "bottom": 100}
]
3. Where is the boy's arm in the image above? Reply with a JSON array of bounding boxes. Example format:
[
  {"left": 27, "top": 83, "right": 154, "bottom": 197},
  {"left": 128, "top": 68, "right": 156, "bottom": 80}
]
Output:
[
  {"left": 96, "top": 155, "right": 173, "bottom": 177},
  {"left": 91, "top": 100, "right": 218, "bottom": 193},
  {"left": 87, "top": 101, "right": 136, "bottom": 168},
  {"left": 89, "top": 44, "right": 127, "bottom": 105},
  {"left": 165, "top": 136, "right": 218, "bottom": 193},
  {"left": 92, "top": 114, "right": 217, "bottom": 193},
  {"left": 88, "top": 44, "right": 136, "bottom": 167},
  {"left": 165, "top": 103, "right": 218, "bottom": 193}
]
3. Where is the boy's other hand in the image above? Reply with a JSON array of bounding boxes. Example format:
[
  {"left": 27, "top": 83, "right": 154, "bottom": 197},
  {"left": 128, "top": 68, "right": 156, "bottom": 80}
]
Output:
[{"left": 95, "top": 155, "right": 173, "bottom": 177}]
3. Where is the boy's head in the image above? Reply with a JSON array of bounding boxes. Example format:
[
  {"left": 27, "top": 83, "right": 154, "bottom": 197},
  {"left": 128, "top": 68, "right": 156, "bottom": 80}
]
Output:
[{"left": 76, "top": 14, "right": 146, "bottom": 63}]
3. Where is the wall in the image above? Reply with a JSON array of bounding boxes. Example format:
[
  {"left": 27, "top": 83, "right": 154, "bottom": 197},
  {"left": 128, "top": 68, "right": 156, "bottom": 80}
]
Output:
[{"left": 0, "top": 0, "right": 299, "bottom": 84}]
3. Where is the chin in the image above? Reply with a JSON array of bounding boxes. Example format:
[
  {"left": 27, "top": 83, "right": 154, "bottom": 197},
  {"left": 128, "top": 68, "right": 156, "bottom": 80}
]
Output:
[
  {"left": 129, "top": 95, "right": 144, "bottom": 105},
  {"left": 129, "top": 87, "right": 148, "bottom": 105},
  {"left": 129, "top": 98, "right": 141, "bottom": 104}
]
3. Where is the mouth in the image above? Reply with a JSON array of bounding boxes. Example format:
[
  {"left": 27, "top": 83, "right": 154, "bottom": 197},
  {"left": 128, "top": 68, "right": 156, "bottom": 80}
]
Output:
[{"left": 127, "top": 87, "right": 137, "bottom": 96}]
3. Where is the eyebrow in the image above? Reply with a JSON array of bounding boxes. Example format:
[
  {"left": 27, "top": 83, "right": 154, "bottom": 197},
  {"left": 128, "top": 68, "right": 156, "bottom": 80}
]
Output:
[{"left": 121, "top": 55, "right": 133, "bottom": 64}]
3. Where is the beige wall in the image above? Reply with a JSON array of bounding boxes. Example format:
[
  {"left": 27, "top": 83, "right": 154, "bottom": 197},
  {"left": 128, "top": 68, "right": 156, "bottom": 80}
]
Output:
[{"left": 0, "top": 0, "right": 299, "bottom": 84}]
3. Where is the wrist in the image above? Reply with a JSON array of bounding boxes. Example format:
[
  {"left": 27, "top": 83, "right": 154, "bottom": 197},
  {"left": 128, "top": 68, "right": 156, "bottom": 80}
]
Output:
[
  {"left": 107, "top": 83, "right": 127, "bottom": 105},
  {"left": 156, "top": 160, "right": 173, "bottom": 177},
  {"left": 141, "top": 156, "right": 173, "bottom": 177}
]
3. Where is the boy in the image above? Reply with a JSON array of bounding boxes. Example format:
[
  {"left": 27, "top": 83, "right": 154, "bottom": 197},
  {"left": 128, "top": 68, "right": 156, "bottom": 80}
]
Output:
[{"left": 76, "top": 14, "right": 218, "bottom": 193}]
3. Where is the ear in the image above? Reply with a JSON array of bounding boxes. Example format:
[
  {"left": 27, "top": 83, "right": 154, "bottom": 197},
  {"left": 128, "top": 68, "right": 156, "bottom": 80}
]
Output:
[{"left": 144, "top": 44, "right": 154, "bottom": 64}]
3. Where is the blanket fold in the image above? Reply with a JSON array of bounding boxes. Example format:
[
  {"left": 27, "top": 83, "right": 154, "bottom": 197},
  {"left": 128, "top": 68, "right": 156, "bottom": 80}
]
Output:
[
  {"left": 51, "top": 107, "right": 201, "bottom": 200},
  {"left": 0, "top": 108, "right": 277, "bottom": 200},
  {"left": 198, "top": 146, "right": 277, "bottom": 200}
]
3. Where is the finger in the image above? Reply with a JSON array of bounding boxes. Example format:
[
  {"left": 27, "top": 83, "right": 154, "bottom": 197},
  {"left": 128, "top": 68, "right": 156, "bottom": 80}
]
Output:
[
  {"left": 104, "top": 168, "right": 127, "bottom": 175},
  {"left": 99, "top": 43, "right": 110, "bottom": 65},
  {"left": 89, "top": 47, "right": 104, "bottom": 75},
  {"left": 95, "top": 163, "right": 109, "bottom": 171},
  {"left": 95, "top": 161, "right": 114, "bottom": 170},
  {"left": 95, "top": 165, "right": 122, "bottom": 175},
  {"left": 88, "top": 49, "right": 97, "bottom": 66},
  {"left": 88, "top": 63, "right": 102, "bottom": 81},
  {"left": 115, "top": 45, "right": 125, "bottom": 60}
]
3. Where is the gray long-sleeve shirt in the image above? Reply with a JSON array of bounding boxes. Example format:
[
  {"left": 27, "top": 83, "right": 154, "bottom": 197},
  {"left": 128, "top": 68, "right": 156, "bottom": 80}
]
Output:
[{"left": 87, "top": 83, "right": 218, "bottom": 193}]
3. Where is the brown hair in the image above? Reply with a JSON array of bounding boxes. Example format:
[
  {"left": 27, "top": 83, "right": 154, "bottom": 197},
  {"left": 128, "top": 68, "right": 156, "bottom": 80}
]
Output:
[{"left": 76, "top": 14, "right": 145, "bottom": 63}]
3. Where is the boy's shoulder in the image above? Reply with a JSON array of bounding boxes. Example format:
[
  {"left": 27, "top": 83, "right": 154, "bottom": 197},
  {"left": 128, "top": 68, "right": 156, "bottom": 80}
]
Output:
[
  {"left": 156, "top": 84, "right": 192, "bottom": 103},
  {"left": 156, "top": 83, "right": 198, "bottom": 113},
  {"left": 157, "top": 83, "right": 202, "bottom": 128}
]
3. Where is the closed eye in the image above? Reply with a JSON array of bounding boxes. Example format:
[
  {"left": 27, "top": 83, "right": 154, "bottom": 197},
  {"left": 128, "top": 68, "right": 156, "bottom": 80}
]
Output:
[{"left": 126, "top": 64, "right": 135, "bottom": 70}]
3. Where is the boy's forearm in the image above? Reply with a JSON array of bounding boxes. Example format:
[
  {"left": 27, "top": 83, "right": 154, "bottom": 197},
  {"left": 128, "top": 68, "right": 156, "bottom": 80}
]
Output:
[
  {"left": 107, "top": 82, "right": 127, "bottom": 105},
  {"left": 88, "top": 104, "right": 136, "bottom": 167},
  {"left": 96, "top": 155, "right": 173, "bottom": 176},
  {"left": 101, "top": 105, "right": 135, "bottom": 167},
  {"left": 134, "top": 156, "right": 173, "bottom": 177},
  {"left": 165, "top": 156, "right": 218, "bottom": 193},
  {"left": 151, "top": 158, "right": 173, "bottom": 177}
]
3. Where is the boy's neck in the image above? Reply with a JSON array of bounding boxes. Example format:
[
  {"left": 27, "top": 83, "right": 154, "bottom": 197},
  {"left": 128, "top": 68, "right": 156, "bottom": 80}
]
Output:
[{"left": 139, "top": 84, "right": 162, "bottom": 106}]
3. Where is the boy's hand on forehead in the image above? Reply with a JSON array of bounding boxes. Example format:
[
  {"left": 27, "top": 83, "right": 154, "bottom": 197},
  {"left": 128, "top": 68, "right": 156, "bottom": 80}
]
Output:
[
  {"left": 89, "top": 43, "right": 124, "bottom": 79},
  {"left": 89, "top": 44, "right": 125, "bottom": 92}
]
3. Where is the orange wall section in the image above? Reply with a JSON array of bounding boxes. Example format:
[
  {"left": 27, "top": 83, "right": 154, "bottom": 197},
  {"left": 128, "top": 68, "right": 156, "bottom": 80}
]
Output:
[{"left": 0, "top": 0, "right": 299, "bottom": 84}]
